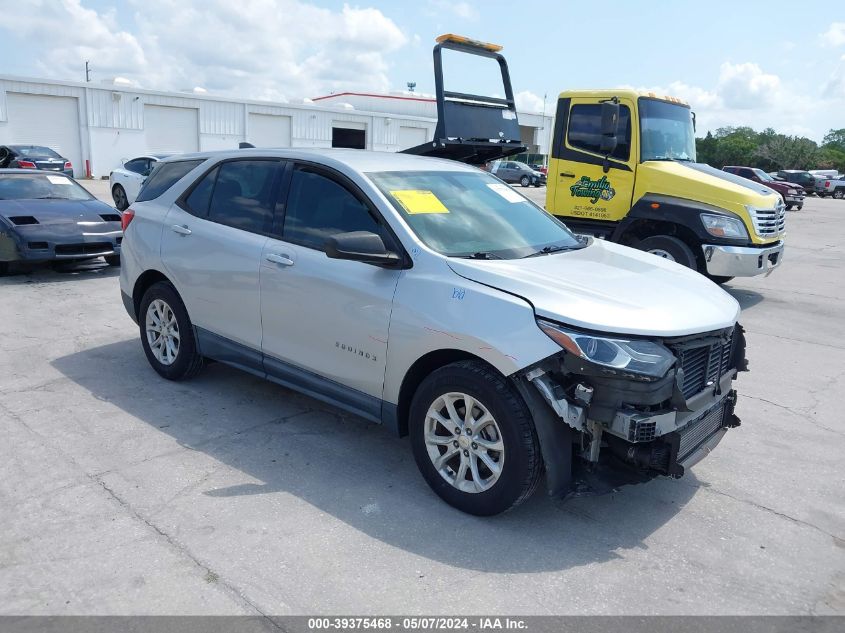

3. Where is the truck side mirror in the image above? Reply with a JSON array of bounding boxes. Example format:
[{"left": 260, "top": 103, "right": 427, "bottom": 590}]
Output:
[{"left": 599, "top": 101, "right": 619, "bottom": 155}]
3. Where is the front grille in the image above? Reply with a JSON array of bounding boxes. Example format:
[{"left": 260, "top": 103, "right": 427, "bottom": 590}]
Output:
[
  {"left": 751, "top": 202, "right": 786, "bottom": 237},
  {"left": 678, "top": 403, "right": 727, "bottom": 460},
  {"left": 671, "top": 331, "right": 734, "bottom": 399},
  {"left": 54, "top": 242, "right": 112, "bottom": 256}
]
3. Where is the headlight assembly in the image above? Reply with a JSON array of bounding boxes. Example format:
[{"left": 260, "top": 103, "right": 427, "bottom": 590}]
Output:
[
  {"left": 537, "top": 320, "right": 676, "bottom": 379},
  {"left": 787, "top": 189, "right": 798, "bottom": 195},
  {"left": 700, "top": 213, "right": 749, "bottom": 239}
]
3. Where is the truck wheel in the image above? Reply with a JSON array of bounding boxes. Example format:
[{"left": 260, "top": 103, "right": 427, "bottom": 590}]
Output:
[
  {"left": 139, "top": 281, "right": 204, "bottom": 381},
  {"left": 796, "top": 204, "right": 803, "bottom": 211},
  {"left": 520, "top": 176, "right": 530, "bottom": 187},
  {"left": 409, "top": 360, "right": 542, "bottom": 516},
  {"left": 785, "top": 204, "right": 793, "bottom": 211},
  {"left": 635, "top": 235, "right": 697, "bottom": 270},
  {"left": 834, "top": 189, "right": 844, "bottom": 200}
]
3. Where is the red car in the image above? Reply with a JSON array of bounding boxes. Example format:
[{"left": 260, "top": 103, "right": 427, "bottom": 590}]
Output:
[{"left": 723, "top": 166, "right": 805, "bottom": 211}]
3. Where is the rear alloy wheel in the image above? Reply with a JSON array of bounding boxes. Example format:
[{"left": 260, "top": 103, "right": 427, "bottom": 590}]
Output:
[
  {"left": 410, "top": 360, "right": 542, "bottom": 515},
  {"left": 520, "top": 175, "right": 530, "bottom": 187},
  {"left": 635, "top": 235, "right": 697, "bottom": 270},
  {"left": 112, "top": 184, "right": 129, "bottom": 211},
  {"left": 139, "top": 281, "right": 203, "bottom": 380}
]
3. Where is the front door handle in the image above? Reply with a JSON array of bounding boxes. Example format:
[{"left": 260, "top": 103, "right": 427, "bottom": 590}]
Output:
[
  {"left": 559, "top": 171, "right": 576, "bottom": 178},
  {"left": 171, "top": 224, "right": 192, "bottom": 236},
  {"left": 266, "top": 253, "right": 294, "bottom": 267}
]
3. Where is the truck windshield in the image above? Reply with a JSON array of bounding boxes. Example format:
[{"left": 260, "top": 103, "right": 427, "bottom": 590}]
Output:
[
  {"left": 368, "top": 170, "right": 581, "bottom": 259},
  {"left": 753, "top": 168, "right": 775, "bottom": 182},
  {"left": 639, "top": 99, "right": 696, "bottom": 163}
]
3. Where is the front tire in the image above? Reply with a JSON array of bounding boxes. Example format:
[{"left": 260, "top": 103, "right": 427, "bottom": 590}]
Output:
[
  {"left": 785, "top": 204, "right": 793, "bottom": 211},
  {"left": 112, "top": 184, "right": 129, "bottom": 211},
  {"left": 409, "top": 360, "right": 543, "bottom": 515},
  {"left": 139, "top": 281, "right": 203, "bottom": 381},
  {"left": 520, "top": 176, "right": 530, "bottom": 187},
  {"left": 105, "top": 254, "right": 120, "bottom": 267},
  {"left": 635, "top": 235, "right": 697, "bottom": 270},
  {"left": 834, "top": 189, "right": 844, "bottom": 200}
]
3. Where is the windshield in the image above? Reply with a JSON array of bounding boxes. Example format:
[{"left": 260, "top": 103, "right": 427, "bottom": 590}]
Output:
[
  {"left": 13, "top": 146, "right": 62, "bottom": 159},
  {"left": 753, "top": 168, "right": 774, "bottom": 182},
  {"left": 368, "top": 170, "right": 581, "bottom": 259},
  {"left": 639, "top": 98, "right": 696, "bottom": 162},
  {"left": 0, "top": 174, "right": 93, "bottom": 201}
]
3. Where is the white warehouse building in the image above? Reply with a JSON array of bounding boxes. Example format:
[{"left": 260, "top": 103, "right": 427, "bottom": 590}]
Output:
[{"left": 0, "top": 75, "right": 552, "bottom": 180}]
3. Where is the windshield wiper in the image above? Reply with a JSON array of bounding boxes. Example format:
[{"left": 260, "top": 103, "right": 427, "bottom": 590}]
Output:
[
  {"left": 522, "top": 243, "right": 583, "bottom": 258},
  {"left": 33, "top": 195, "right": 69, "bottom": 200},
  {"left": 454, "top": 251, "right": 504, "bottom": 260}
]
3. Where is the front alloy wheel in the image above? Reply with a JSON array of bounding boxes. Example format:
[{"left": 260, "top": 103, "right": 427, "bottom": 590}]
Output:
[{"left": 424, "top": 392, "right": 504, "bottom": 493}]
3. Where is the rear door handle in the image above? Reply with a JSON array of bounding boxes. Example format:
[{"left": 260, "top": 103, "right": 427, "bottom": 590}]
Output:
[
  {"left": 559, "top": 172, "right": 576, "bottom": 178},
  {"left": 171, "top": 224, "right": 192, "bottom": 236},
  {"left": 266, "top": 253, "right": 294, "bottom": 267}
]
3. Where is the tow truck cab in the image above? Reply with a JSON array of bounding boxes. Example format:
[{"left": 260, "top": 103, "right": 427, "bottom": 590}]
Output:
[{"left": 545, "top": 91, "right": 786, "bottom": 281}]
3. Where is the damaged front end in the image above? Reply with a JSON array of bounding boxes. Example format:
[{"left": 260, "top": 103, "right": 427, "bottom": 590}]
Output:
[{"left": 515, "top": 320, "right": 748, "bottom": 498}]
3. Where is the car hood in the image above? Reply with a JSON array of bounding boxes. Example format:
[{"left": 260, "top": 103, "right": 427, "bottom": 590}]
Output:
[
  {"left": 0, "top": 199, "right": 118, "bottom": 225},
  {"left": 446, "top": 239, "right": 740, "bottom": 337}
]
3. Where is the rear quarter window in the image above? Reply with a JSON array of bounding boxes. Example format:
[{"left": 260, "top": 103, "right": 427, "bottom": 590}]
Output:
[{"left": 136, "top": 159, "right": 204, "bottom": 203}]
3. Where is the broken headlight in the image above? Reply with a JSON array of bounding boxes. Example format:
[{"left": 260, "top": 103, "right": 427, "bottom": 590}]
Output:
[{"left": 537, "top": 319, "right": 676, "bottom": 379}]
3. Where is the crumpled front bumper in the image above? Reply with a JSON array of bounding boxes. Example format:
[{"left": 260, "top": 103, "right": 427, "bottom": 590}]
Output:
[
  {"left": 1, "top": 223, "right": 122, "bottom": 263},
  {"left": 702, "top": 241, "right": 784, "bottom": 277}
]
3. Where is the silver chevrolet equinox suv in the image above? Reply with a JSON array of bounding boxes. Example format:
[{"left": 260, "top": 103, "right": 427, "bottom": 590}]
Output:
[{"left": 119, "top": 148, "right": 747, "bottom": 515}]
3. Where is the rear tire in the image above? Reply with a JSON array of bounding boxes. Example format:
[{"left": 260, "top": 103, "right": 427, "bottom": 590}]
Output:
[
  {"left": 635, "top": 235, "right": 697, "bottom": 270},
  {"left": 520, "top": 176, "right": 530, "bottom": 187},
  {"left": 139, "top": 281, "right": 203, "bottom": 381},
  {"left": 112, "top": 184, "right": 129, "bottom": 211},
  {"left": 409, "top": 360, "right": 543, "bottom": 516}
]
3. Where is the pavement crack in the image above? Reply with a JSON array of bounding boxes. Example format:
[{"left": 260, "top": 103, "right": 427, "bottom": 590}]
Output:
[{"left": 741, "top": 394, "right": 845, "bottom": 438}]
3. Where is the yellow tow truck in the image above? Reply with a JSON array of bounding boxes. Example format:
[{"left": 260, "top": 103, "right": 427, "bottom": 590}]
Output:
[{"left": 545, "top": 90, "right": 785, "bottom": 282}]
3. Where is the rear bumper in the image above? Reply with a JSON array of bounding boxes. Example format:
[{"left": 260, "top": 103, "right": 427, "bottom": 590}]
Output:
[{"left": 702, "top": 240, "right": 784, "bottom": 277}]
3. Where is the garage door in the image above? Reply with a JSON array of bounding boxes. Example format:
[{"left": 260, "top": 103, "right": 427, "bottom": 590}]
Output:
[
  {"left": 397, "top": 126, "right": 428, "bottom": 151},
  {"left": 248, "top": 113, "right": 291, "bottom": 147},
  {"left": 6, "top": 93, "right": 83, "bottom": 177},
  {"left": 145, "top": 105, "right": 198, "bottom": 154}
]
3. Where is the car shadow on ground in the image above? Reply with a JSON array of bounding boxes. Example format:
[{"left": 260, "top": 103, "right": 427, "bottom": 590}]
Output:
[
  {"left": 724, "top": 287, "right": 765, "bottom": 311},
  {"left": 52, "top": 338, "right": 701, "bottom": 574},
  {"left": 0, "top": 260, "right": 119, "bottom": 284}
]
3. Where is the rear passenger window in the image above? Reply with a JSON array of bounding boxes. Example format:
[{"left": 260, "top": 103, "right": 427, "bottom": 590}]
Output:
[
  {"left": 136, "top": 159, "right": 204, "bottom": 202},
  {"left": 183, "top": 167, "right": 219, "bottom": 217},
  {"left": 207, "top": 160, "right": 279, "bottom": 234},
  {"left": 567, "top": 104, "right": 631, "bottom": 161},
  {"left": 282, "top": 167, "right": 382, "bottom": 250}
]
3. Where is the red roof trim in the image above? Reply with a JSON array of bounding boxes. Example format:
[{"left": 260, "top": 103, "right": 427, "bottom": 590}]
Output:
[{"left": 312, "top": 91, "right": 435, "bottom": 104}]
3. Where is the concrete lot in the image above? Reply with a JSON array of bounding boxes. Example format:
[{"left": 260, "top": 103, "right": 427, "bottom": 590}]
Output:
[{"left": 1, "top": 181, "right": 844, "bottom": 615}]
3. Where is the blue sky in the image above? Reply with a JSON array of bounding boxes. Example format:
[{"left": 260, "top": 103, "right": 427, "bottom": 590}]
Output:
[{"left": 1, "top": 1, "right": 842, "bottom": 141}]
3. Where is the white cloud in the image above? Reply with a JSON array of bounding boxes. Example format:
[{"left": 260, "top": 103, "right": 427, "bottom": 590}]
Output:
[
  {"left": 514, "top": 90, "right": 545, "bottom": 113},
  {"left": 0, "top": 0, "right": 408, "bottom": 100},
  {"left": 820, "top": 22, "right": 845, "bottom": 47},
  {"left": 716, "top": 62, "right": 781, "bottom": 109},
  {"left": 426, "top": 0, "right": 478, "bottom": 21},
  {"left": 824, "top": 55, "right": 845, "bottom": 99}
]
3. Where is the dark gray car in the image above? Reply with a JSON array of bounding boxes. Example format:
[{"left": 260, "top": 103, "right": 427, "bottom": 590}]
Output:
[
  {"left": 0, "top": 145, "right": 73, "bottom": 177},
  {"left": 492, "top": 161, "right": 545, "bottom": 187}
]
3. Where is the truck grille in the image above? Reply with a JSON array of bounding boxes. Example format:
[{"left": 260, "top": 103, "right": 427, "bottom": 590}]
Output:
[
  {"left": 751, "top": 202, "right": 786, "bottom": 237},
  {"left": 678, "top": 402, "right": 727, "bottom": 460},
  {"left": 672, "top": 331, "right": 734, "bottom": 400}
]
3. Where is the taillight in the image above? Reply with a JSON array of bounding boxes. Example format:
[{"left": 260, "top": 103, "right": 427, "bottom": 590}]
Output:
[
  {"left": 18, "top": 160, "right": 36, "bottom": 169},
  {"left": 64, "top": 161, "right": 72, "bottom": 170},
  {"left": 121, "top": 208, "right": 135, "bottom": 232},
  {"left": 826, "top": 181, "right": 831, "bottom": 187}
]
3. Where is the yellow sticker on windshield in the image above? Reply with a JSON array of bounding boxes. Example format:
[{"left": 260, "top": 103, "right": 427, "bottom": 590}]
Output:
[{"left": 390, "top": 190, "right": 449, "bottom": 214}]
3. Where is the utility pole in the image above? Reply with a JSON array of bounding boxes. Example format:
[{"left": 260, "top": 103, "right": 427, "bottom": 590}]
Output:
[{"left": 85, "top": 61, "right": 91, "bottom": 82}]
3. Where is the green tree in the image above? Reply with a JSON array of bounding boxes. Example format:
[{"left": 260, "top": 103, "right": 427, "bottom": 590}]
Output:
[
  {"left": 756, "top": 136, "right": 818, "bottom": 169},
  {"left": 822, "top": 128, "right": 845, "bottom": 153}
]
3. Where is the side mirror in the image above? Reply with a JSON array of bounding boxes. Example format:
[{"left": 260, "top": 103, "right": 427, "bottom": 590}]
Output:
[
  {"left": 325, "top": 231, "right": 402, "bottom": 267},
  {"left": 599, "top": 100, "right": 619, "bottom": 155}
]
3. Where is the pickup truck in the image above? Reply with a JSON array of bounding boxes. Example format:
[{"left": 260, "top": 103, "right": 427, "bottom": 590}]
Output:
[
  {"left": 817, "top": 175, "right": 845, "bottom": 199},
  {"left": 723, "top": 166, "right": 805, "bottom": 210}
]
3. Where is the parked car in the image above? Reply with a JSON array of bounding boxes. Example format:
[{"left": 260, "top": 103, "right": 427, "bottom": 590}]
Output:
[
  {"left": 491, "top": 160, "right": 546, "bottom": 187},
  {"left": 0, "top": 169, "right": 121, "bottom": 274},
  {"left": 110, "top": 154, "right": 175, "bottom": 210},
  {"left": 530, "top": 163, "right": 549, "bottom": 175},
  {"left": 816, "top": 174, "right": 845, "bottom": 199},
  {"left": 119, "top": 149, "right": 746, "bottom": 516},
  {"left": 0, "top": 145, "right": 73, "bottom": 177},
  {"left": 722, "top": 166, "right": 805, "bottom": 210},
  {"left": 776, "top": 170, "right": 816, "bottom": 195}
]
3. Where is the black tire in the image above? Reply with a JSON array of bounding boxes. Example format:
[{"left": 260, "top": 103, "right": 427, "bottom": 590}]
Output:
[
  {"left": 635, "top": 235, "right": 697, "bottom": 270},
  {"left": 112, "top": 184, "right": 129, "bottom": 211},
  {"left": 520, "top": 176, "right": 530, "bottom": 187},
  {"left": 138, "top": 281, "right": 203, "bottom": 381},
  {"left": 0, "top": 261, "right": 8, "bottom": 276},
  {"left": 796, "top": 205, "right": 803, "bottom": 211},
  {"left": 706, "top": 275, "right": 734, "bottom": 285},
  {"left": 785, "top": 204, "right": 793, "bottom": 211},
  {"left": 105, "top": 254, "right": 120, "bottom": 267},
  {"left": 834, "top": 189, "right": 844, "bottom": 200},
  {"left": 409, "top": 360, "right": 543, "bottom": 516}
]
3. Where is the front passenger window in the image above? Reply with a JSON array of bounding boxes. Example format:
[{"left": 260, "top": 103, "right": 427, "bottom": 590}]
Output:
[{"left": 282, "top": 167, "right": 383, "bottom": 250}]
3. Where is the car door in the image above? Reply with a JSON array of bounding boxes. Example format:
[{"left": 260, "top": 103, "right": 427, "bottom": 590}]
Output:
[
  {"left": 499, "top": 162, "right": 517, "bottom": 183},
  {"left": 161, "top": 158, "right": 282, "bottom": 355},
  {"left": 121, "top": 158, "right": 150, "bottom": 202},
  {"left": 550, "top": 97, "right": 636, "bottom": 223},
  {"left": 259, "top": 162, "right": 402, "bottom": 410}
]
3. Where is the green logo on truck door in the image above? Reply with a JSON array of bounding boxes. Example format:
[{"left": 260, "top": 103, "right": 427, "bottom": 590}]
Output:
[{"left": 570, "top": 176, "right": 616, "bottom": 204}]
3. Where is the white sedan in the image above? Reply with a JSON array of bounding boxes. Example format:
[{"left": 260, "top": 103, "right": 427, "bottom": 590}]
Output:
[{"left": 109, "top": 154, "right": 174, "bottom": 210}]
